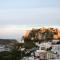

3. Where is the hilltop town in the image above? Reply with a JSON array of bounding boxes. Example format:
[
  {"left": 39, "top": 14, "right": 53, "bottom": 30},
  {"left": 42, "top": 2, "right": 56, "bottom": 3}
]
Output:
[
  {"left": 0, "top": 27, "right": 60, "bottom": 60},
  {"left": 24, "top": 27, "right": 60, "bottom": 40}
]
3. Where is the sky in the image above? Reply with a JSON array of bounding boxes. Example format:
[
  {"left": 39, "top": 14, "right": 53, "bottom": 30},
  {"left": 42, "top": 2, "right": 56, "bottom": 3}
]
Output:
[{"left": 0, "top": 0, "right": 60, "bottom": 40}]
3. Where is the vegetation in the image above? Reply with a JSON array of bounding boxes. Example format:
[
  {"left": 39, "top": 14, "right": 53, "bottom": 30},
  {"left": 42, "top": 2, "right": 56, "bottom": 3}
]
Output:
[{"left": 0, "top": 44, "right": 22, "bottom": 60}]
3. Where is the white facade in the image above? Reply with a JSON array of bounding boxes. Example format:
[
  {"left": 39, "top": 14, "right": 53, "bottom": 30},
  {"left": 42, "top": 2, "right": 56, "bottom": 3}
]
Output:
[{"left": 0, "top": 44, "right": 11, "bottom": 52}]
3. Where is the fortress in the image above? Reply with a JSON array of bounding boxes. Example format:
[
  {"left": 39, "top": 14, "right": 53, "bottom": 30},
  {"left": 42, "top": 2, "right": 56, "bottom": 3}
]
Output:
[{"left": 24, "top": 27, "right": 60, "bottom": 40}]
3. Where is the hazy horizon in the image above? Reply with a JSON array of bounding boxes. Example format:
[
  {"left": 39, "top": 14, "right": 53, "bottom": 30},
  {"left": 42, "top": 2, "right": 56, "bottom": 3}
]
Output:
[{"left": 0, "top": 0, "right": 60, "bottom": 40}]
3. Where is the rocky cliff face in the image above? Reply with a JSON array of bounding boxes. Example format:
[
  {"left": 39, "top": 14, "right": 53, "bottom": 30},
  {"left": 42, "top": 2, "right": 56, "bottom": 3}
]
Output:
[{"left": 24, "top": 28, "right": 59, "bottom": 41}]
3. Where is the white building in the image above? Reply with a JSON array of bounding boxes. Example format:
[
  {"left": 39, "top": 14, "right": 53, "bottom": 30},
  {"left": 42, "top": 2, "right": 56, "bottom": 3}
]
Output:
[{"left": 0, "top": 44, "right": 11, "bottom": 52}]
